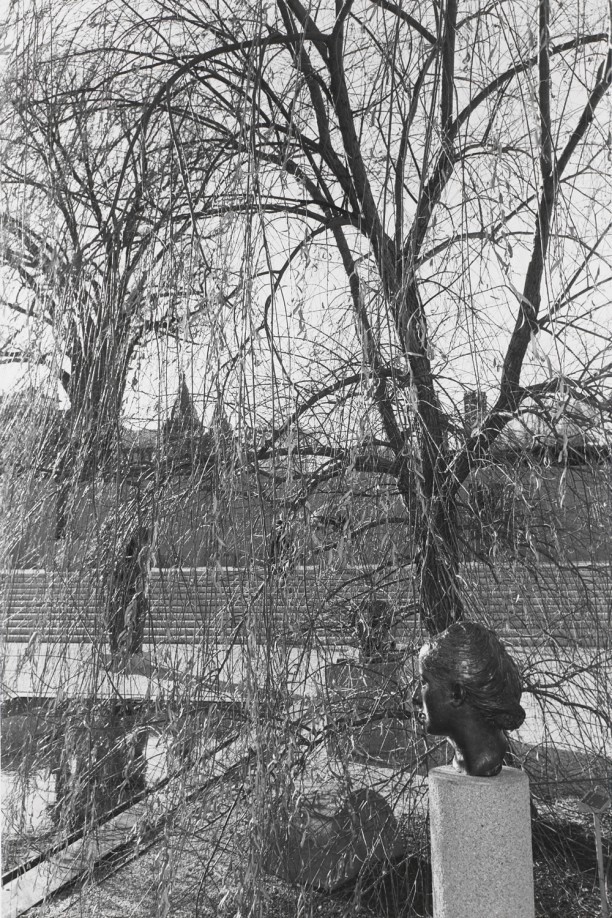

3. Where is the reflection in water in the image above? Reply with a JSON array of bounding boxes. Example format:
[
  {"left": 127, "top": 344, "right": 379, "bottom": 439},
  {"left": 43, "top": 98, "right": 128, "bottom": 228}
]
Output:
[
  {"left": 51, "top": 715, "right": 148, "bottom": 833},
  {"left": 1, "top": 700, "right": 238, "bottom": 871},
  {"left": 1, "top": 769, "right": 56, "bottom": 840},
  {"left": 1, "top": 703, "right": 160, "bottom": 870}
]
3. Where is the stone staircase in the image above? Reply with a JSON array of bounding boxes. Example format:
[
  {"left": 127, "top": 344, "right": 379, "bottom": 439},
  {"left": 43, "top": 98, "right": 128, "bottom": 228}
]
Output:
[
  {"left": 0, "top": 568, "right": 397, "bottom": 646},
  {"left": 467, "top": 562, "right": 612, "bottom": 649},
  {"left": 1, "top": 565, "right": 610, "bottom": 649}
]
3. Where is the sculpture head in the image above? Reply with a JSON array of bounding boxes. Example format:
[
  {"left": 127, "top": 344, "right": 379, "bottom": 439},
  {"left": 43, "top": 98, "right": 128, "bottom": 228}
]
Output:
[{"left": 412, "top": 621, "right": 525, "bottom": 777}]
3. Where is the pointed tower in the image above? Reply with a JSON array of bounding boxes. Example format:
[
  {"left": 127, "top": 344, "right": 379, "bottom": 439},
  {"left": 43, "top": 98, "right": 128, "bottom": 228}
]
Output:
[
  {"left": 162, "top": 374, "right": 212, "bottom": 472},
  {"left": 163, "top": 373, "right": 202, "bottom": 445}
]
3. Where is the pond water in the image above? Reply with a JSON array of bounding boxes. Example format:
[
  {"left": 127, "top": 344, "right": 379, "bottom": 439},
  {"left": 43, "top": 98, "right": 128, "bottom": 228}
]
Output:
[{"left": 1, "top": 697, "right": 240, "bottom": 873}]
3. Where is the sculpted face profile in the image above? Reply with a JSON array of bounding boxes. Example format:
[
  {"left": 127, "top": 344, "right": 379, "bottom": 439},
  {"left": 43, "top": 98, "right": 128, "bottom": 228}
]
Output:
[{"left": 412, "top": 621, "right": 526, "bottom": 777}]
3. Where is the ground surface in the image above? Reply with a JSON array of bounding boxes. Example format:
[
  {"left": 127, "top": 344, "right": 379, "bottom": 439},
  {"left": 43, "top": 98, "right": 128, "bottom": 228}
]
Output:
[{"left": 11, "top": 789, "right": 611, "bottom": 918}]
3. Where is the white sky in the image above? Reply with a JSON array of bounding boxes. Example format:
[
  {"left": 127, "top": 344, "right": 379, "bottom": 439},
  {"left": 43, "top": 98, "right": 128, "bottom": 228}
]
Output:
[{"left": 1, "top": 0, "right": 611, "bottom": 435}]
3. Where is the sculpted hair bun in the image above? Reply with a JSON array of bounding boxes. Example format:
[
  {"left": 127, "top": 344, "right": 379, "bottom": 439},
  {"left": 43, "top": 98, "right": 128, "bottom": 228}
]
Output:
[{"left": 493, "top": 703, "right": 526, "bottom": 732}]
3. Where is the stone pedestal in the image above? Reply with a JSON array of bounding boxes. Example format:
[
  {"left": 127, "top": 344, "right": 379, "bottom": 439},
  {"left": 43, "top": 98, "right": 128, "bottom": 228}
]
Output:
[{"left": 429, "top": 765, "right": 535, "bottom": 918}]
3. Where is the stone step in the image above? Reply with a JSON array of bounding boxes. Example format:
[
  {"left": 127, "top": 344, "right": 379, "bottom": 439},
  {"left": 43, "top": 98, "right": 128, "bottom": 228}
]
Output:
[{"left": 1, "top": 567, "right": 611, "bottom": 649}]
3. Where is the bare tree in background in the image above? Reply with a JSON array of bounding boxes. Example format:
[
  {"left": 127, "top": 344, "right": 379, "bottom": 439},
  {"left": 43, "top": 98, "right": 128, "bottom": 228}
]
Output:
[{"left": 0, "top": 10, "right": 216, "bottom": 535}]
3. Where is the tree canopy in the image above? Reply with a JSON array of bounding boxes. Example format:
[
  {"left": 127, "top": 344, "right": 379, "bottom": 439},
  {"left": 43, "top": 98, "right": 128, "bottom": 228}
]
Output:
[{"left": 1, "top": 0, "right": 611, "bottom": 629}]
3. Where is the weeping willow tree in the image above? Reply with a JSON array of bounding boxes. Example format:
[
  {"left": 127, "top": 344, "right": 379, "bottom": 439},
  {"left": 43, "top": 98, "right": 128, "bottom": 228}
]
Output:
[
  {"left": 1, "top": 0, "right": 611, "bottom": 915},
  {"left": 45, "top": 0, "right": 609, "bottom": 631}
]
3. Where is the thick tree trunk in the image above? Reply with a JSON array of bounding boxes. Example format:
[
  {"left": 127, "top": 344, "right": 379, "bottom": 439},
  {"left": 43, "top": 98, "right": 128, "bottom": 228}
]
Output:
[
  {"left": 68, "top": 337, "right": 126, "bottom": 474},
  {"left": 397, "top": 458, "right": 464, "bottom": 635},
  {"left": 395, "top": 353, "right": 465, "bottom": 636},
  {"left": 108, "top": 531, "right": 150, "bottom": 658},
  {"left": 54, "top": 474, "right": 71, "bottom": 542},
  {"left": 418, "top": 497, "right": 465, "bottom": 635},
  {"left": 53, "top": 328, "right": 130, "bottom": 541}
]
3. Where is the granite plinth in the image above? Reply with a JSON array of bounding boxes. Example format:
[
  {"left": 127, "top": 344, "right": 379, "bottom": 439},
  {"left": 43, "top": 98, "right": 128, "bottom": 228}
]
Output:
[{"left": 429, "top": 765, "right": 535, "bottom": 918}]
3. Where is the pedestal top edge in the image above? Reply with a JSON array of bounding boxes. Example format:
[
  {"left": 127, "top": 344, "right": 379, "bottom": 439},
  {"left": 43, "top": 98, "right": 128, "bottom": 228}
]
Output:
[{"left": 429, "top": 765, "right": 529, "bottom": 785}]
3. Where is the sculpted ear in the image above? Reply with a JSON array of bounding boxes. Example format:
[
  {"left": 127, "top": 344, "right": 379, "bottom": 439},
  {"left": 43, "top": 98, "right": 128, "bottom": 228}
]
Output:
[{"left": 450, "top": 682, "right": 466, "bottom": 706}]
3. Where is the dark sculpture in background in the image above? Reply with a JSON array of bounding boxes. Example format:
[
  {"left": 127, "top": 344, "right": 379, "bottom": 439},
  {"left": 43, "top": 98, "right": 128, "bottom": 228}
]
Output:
[
  {"left": 108, "top": 526, "right": 150, "bottom": 659},
  {"left": 412, "top": 621, "right": 526, "bottom": 777},
  {"left": 353, "top": 593, "right": 396, "bottom": 660},
  {"left": 265, "top": 783, "right": 403, "bottom": 889}
]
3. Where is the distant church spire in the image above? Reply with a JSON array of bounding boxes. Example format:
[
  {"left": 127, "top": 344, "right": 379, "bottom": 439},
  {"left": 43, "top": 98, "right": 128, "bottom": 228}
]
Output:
[{"left": 163, "top": 372, "right": 201, "bottom": 444}]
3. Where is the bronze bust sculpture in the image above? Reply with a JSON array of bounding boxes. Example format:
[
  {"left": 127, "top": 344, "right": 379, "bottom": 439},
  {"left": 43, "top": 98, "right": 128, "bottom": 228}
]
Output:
[{"left": 412, "top": 621, "right": 525, "bottom": 777}]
